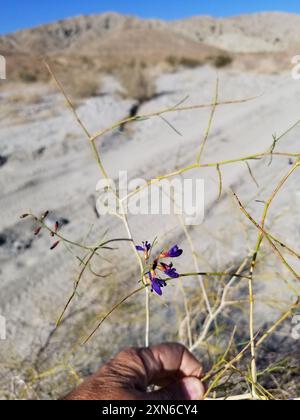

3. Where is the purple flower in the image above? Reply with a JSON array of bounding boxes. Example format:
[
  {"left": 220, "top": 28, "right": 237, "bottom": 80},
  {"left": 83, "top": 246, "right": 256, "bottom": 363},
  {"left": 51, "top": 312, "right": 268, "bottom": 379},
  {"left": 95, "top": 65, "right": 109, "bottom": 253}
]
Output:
[
  {"left": 149, "top": 272, "right": 167, "bottom": 296},
  {"left": 160, "top": 245, "right": 183, "bottom": 259},
  {"left": 138, "top": 241, "right": 183, "bottom": 296},
  {"left": 136, "top": 241, "right": 152, "bottom": 259},
  {"left": 158, "top": 262, "right": 179, "bottom": 278},
  {"left": 136, "top": 241, "right": 151, "bottom": 252}
]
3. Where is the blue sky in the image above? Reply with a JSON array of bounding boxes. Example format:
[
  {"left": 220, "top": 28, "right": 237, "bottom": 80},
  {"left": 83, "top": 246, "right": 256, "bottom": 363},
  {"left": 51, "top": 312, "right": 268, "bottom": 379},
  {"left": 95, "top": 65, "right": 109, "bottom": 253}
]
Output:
[{"left": 1, "top": 0, "right": 300, "bottom": 35}]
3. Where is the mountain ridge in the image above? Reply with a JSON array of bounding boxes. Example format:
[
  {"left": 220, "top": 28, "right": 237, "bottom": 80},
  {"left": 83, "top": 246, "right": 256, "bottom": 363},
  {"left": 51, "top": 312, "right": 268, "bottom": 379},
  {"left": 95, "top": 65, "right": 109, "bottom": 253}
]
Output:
[{"left": 1, "top": 11, "right": 300, "bottom": 55}]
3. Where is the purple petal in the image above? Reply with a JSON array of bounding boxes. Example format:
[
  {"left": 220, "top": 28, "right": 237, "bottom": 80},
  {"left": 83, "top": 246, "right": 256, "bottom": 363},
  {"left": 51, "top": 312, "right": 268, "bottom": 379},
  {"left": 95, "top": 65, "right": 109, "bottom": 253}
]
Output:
[
  {"left": 168, "top": 245, "right": 183, "bottom": 258},
  {"left": 151, "top": 279, "right": 163, "bottom": 296},
  {"left": 165, "top": 269, "right": 179, "bottom": 278},
  {"left": 136, "top": 245, "right": 144, "bottom": 251},
  {"left": 145, "top": 241, "right": 151, "bottom": 251},
  {"left": 157, "top": 279, "right": 167, "bottom": 287}
]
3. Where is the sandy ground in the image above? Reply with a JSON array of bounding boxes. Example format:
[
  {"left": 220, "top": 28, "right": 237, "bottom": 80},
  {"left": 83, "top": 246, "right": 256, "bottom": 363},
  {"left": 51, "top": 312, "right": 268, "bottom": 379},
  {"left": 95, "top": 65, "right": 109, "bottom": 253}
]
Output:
[{"left": 0, "top": 65, "right": 300, "bottom": 398}]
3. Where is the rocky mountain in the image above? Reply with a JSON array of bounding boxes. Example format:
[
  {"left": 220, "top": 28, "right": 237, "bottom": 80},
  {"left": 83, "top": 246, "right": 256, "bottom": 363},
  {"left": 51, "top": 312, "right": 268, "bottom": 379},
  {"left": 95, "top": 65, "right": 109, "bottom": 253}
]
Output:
[
  {"left": 1, "top": 11, "right": 299, "bottom": 82},
  {"left": 171, "top": 12, "right": 300, "bottom": 52},
  {"left": 1, "top": 11, "right": 300, "bottom": 55}
]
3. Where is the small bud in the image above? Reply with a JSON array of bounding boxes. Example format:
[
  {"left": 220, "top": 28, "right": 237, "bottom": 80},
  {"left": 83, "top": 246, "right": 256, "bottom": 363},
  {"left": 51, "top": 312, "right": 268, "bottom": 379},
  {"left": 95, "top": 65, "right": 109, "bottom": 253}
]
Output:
[
  {"left": 34, "top": 226, "right": 42, "bottom": 236},
  {"left": 51, "top": 221, "right": 59, "bottom": 237},
  {"left": 41, "top": 211, "right": 49, "bottom": 220},
  {"left": 20, "top": 214, "right": 30, "bottom": 219},
  {"left": 50, "top": 241, "right": 60, "bottom": 250}
]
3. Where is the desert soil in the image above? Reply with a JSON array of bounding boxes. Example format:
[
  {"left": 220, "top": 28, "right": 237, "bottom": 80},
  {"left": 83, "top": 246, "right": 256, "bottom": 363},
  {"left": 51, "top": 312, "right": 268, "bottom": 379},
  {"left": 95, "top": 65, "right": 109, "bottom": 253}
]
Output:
[{"left": 0, "top": 65, "right": 300, "bottom": 398}]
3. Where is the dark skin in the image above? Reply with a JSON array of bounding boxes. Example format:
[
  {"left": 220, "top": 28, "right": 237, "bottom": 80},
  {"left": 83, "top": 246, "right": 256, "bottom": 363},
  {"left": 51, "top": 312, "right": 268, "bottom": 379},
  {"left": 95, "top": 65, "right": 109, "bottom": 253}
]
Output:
[{"left": 65, "top": 343, "right": 205, "bottom": 400}]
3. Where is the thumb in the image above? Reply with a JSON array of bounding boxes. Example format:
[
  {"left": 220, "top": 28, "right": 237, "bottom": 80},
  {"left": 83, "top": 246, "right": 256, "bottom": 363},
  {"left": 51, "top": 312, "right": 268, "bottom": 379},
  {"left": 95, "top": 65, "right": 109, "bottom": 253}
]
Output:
[{"left": 145, "top": 377, "right": 205, "bottom": 401}]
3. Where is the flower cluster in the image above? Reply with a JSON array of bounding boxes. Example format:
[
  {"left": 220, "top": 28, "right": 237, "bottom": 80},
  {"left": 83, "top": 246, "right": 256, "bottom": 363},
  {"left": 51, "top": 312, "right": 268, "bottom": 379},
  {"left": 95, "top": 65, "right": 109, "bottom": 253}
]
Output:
[
  {"left": 136, "top": 242, "right": 183, "bottom": 296},
  {"left": 20, "top": 211, "right": 60, "bottom": 250}
]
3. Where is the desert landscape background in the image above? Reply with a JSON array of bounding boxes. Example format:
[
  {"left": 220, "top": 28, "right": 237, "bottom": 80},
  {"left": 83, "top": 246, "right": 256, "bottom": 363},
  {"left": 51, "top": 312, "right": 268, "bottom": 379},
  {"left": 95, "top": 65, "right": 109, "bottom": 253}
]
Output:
[{"left": 0, "top": 11, "right": 300, "bottom": 399}]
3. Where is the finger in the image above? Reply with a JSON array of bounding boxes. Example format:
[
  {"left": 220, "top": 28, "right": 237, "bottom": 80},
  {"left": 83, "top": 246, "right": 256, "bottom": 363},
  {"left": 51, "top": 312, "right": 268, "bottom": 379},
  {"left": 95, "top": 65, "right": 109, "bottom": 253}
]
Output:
[
  {"left": 64, "top": 343, "right": 204, "bottom": 400},
  {"left": 145, "top": 377, "right": 205, "bottom": 401},
  {"left": 104, "top": 342, "right": 203, "bottom": 392},
  {"left": 139, "top": 343, "right": 203, "bottom": 386}
]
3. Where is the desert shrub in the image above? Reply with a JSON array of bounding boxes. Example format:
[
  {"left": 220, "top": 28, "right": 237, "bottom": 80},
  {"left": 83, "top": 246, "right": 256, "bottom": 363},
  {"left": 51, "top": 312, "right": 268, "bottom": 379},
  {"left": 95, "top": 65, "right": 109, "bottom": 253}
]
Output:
[
  {"left": 9, "top": 93, "right": 43, "bottom": 105},
  {"left": 70, "top": 76, "right": 100, "bottom": 99},
  {"left": 167, "top": 56, "right": 203, "bottom": 68},
  {"left": 16, "top": 62, "right": 300, "bottom": 401},
  {"left": 116, "top": 62, "right": 155, "bottom": 102},
  {"left": 60, "top": 71, "right": 101, "bottom": 100},
  {"left": 166, "top": 56, "right": 178, "bottom": 67},
  {"left": 19, "top": 70, "right": 38, "bottom": 83},
  {"left": 213, "top": 54, "right": 233, "bottom": 68},
  {"left": 179, "top": 57, "right": 203, "bottom": 68}
]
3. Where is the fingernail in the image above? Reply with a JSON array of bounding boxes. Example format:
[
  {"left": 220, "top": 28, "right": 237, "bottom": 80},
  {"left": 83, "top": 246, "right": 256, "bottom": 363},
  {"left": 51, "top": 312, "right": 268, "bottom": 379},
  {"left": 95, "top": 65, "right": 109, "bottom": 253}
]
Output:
[{"left": 183, "top": 377, "right": 205, "bottom": 400}]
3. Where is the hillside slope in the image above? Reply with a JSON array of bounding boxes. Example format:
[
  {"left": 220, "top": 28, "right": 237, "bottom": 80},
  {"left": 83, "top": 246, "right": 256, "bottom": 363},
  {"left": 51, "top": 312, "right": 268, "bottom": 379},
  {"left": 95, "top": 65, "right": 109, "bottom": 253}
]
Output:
[{"left": 1, "top": 11, "right": 300, "bottom": 55}]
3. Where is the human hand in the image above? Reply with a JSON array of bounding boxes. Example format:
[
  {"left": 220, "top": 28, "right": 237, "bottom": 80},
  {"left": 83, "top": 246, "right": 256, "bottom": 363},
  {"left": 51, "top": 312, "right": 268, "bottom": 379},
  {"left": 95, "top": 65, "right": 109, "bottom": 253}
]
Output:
[{"left": 65, "top": 343, "right": 205, "bottom": 400}]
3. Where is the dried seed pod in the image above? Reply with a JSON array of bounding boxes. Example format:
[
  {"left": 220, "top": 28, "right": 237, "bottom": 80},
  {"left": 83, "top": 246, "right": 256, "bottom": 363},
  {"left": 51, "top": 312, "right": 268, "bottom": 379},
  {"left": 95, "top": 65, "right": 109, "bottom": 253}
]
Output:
[
  {"left": 51, "top": 221, "right": 59, "bottom": 237},
  {"left": 41, "top": 211, "right": 49, "bottom": 220},
  {"left": 20, "top": 214, "right": 30, "bottom": 219},
  {"left": 34, "top": 226, "right": 42, "bottom": 236},
  {"left": 50, "top": 241, "right": 60, "bottom": 250}
]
